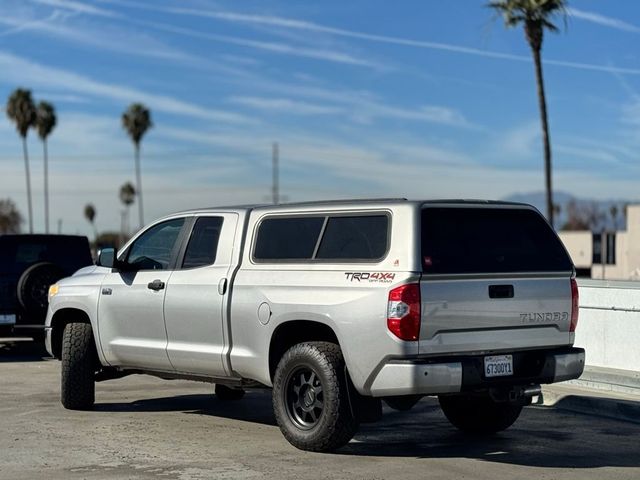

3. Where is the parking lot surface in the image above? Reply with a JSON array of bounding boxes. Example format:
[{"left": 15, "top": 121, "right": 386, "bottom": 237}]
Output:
[{"left": 2, "top": 340, "right": 639, "bottom": 480}]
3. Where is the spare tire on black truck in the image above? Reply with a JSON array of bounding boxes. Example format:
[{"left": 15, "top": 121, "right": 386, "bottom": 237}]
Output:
[{"left": 0, "top": 235, "right": 93, "bottom": 341}]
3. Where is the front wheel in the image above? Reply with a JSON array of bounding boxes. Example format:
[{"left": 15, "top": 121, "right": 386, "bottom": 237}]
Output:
[
  {"left": 61, "top": 322, "right": 97, "bottom": 410},
  {"left": 438, "top": 393, "right": 523, "bottom": 434},
  {"left": 272, "top": 342, "right": 358, "bottom": 452}
]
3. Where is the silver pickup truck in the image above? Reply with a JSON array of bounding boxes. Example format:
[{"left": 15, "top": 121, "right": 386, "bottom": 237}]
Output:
[{"left": 45, "top": 199, "right": 584, "bottom": 451}]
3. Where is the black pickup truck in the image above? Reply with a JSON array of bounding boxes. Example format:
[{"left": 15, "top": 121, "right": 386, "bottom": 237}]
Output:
[{"left": 0, "top": 235, "right": 92, "bottom": 340}]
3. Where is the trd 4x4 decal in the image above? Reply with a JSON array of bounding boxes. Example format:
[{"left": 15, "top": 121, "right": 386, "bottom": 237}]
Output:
[{"left": 345, "top": 272, "right": 396, "bottom": 283}]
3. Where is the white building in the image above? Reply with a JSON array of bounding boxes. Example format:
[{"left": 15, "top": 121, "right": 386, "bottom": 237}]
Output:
[{"left": 559, "top": 204, "right": 640, "bottom": 280}]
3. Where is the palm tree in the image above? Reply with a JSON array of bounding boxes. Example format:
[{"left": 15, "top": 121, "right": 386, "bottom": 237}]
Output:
[
  {"left": 36, "top": 101, "right": 57, "bottom": 234},
  {"left": 84, "top": 203, "right": 97, "bottom": 241},
  {"left": 119, "top": 181, "right": 135, "bottom": 239},
  {"left": 488, "top": 0, "right": 567, "bottom": 228},
  {"left": 6, "top": 88, "right": 36, "bottom": 233},
  {"left": 122, "top": 103, "right": 152, "bottom": 229}
]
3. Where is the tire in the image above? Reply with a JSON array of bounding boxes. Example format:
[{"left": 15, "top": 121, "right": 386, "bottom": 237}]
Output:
[
  {"left": 61, "top": 322, "right": 96, "bottom": 410},
  {"left": 272, "top": 341, "right": 358, "bottom": 452},
  {"left": 17, "top": 262, "right": 64, "bottom": 317},
  {"left": 439, "top": 393, "right": 523, "bottom": 434},
  {"left": 215, "top": 384, "right": 245, "bottom": 401},
  {"left": 384, "top": 395, "right": 423, "bottom": 412}
]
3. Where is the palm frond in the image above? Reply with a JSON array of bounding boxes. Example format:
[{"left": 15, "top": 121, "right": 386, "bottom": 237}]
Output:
[
  {"left": 36, "top": 101, "right": 56, "bottom": 140},
  {"left": 122, "top": 103, "right": 153, "bottom": 146},
  {"left": 6, "top": 88, "right": 36, "bottom": 138},
  {"left": 487, "top": 0, "right": 567, "bottom": 32}
]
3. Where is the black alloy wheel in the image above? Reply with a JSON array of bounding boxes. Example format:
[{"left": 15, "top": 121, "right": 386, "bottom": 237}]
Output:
[{"left": 285, "top": 366, "right": 325, "bottom": 429}]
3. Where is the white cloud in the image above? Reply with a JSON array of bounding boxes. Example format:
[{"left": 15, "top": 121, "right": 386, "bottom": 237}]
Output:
[
  {"left": 351, "top": 103, "right": 475, "bottom": 128},
  {"left": 229, "top": 96, "right": 343, "bottom": 115},
  {"left": 0, "top": 6, "right": 218, "bottom": 65},
  {"left": 0, "top": 51, "right": 252, "bottom": 124},
  {"left": 30, "top": 0, "right": 116, "bottom": 17},
  {"left": 569, "top": 8, "right": 640, "bottom": 34},
  {"left": 126, "top": 18, "right": 383, "bottom": 69},
  {"left": 227, "top": 90, "right": 476, "bottom": 128},
  {"left": 32, "top": 92, "right": 89, "bottom": 104},
  {"left": 131, "top": 4, "right": 640, "bottom": 75},
  {"left": 499, "top": 121, "right": 540, "bottom": 158},
  {"left": 555, "top": 144, "right": 621, "bottom": 165}
]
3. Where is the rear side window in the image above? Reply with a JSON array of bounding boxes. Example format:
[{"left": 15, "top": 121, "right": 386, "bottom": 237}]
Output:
[
  {"left": 421, "top": 207, "right": 572, "bottom": 274},
  {"left": 254, "top": 213, "right": 389, "bottom": 261},
  {"left": 182, "top": 217, "right": 224, "bottom": 269},
  {"left": 254, "top": 217, "right": 324, "bottom": 260},
  {"left": 316, "top": 216, "right": 388, "bottom": 259}
]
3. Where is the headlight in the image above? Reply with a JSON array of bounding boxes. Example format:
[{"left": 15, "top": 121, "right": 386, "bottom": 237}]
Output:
[{"left": 48, "top": 284, "right": 59, "bottom": 297}]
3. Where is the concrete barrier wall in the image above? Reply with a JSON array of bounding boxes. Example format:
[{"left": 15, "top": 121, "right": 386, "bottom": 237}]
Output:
[{"left": 576, "top": 279, "right": 640, "bottom": 371}]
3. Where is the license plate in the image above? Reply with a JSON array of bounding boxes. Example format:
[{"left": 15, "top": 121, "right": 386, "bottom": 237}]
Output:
[
  {"left": 484, "top": 355, "right": 513, "bottom": 378},
  {"left": 0, "top": 314, "right": 16, "bottom": 326}
]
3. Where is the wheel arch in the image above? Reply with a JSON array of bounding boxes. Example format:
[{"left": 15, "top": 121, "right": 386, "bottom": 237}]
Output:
[
  {"left": 50, "top": 308, "right": 94, "bottom": 360},
  {"left": 268, "top": 319, "right": 341, "bottom": 381}
]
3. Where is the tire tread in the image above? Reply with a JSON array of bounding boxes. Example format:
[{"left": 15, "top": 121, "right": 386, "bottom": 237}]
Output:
[{"left": 61, "top": 322, "right": 96, "bottom": 410}]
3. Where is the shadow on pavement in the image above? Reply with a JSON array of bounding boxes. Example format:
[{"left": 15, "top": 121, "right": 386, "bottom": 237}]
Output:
[
  {"left": 94, "top": 391, "right": 640, "bottom": 468},
  {"left": 0, "top": 338, "right": 50, "bottom": 362},
  {"left": 343, "top": 400, "right": 640, "bottom": 469},
  {"left": 95, "top": 390, "right": 278, "bottom": 426}
]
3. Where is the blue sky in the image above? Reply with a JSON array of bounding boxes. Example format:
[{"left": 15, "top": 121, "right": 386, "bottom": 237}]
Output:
[{"left": 1, "top": 0, "right": 640, "bottom": 236}]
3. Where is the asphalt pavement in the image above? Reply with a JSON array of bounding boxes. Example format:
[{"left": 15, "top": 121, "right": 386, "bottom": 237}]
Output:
[{"left": 1, "top": 339, "right": 639, "bottom": 480}]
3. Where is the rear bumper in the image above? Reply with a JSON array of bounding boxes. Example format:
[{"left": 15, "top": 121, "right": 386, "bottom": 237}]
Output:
[{"left": 368, "top": 347, "right": 585, "bottom": 397}]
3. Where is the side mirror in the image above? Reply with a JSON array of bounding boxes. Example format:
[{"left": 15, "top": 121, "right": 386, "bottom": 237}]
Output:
[{"left": 96, "top": 248, "right": 116, "bottom": 269}]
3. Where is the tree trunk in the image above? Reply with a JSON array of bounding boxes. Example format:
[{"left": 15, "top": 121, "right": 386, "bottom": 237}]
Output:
[
  {"left": 531, "top": 47, "right": 554, "bottom": 228},
  {"left": 44, "top": 139, "right": 49, "bottom": 234},
  {"left": 135, "top": 143, "right": 144, "bottom": 229},
  {"left": 22, "top": 137, "right": 33, "bottom": 234}
]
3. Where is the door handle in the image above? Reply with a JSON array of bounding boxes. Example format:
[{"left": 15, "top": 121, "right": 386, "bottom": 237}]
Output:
[
  {"left": 218, "top": 277, "right": 228, "bottom": 296},
  {"left": 147, "top": 279, "right": 165, "bottom": 291}
]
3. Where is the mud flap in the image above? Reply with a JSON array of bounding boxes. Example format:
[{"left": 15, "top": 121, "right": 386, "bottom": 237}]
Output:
[{"left": 345, "top": 366, "right": 382, "bottom": 423}]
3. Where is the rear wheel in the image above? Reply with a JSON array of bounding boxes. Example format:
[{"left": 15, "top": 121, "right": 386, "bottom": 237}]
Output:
[
  {"left": 215, "top": 384, "right": 245, "bottom": 401},
  {"left": 61, "top": 322, "right": 97, "bottom": 410},
  {"left": 273, "top": 341, "right": 358, "bottom": 452},
  {"left": 439, "top": 393, "right": 522, "bottom": 434}
]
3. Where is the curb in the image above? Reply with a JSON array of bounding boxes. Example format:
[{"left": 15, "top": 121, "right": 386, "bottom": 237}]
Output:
[{"left": 540, "top": 384, "right": 640, "bottom": 424}]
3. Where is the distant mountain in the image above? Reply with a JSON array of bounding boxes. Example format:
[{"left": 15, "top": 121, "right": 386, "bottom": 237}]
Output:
[{"left": 502, "top": 191, "right": 633, "bottom": 231}]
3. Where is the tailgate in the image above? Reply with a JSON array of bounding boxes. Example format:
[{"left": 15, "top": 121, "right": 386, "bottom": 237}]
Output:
[
  {"left": 419, "top": 275, "right": 573, "bottom": 355},
  {"left": 419, "top": 204, "right": 575, "bottom": 355}
]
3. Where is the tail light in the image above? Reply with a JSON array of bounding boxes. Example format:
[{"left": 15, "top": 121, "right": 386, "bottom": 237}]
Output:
[
  {"left": 570, "top": 278, "right": 579, "bottom": 332},
  {"left": 387, "top": 283, "right": 421, "bottom": 341}
]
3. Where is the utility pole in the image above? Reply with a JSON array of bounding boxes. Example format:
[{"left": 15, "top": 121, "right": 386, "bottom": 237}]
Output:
[
  {"left": 601, "top": 230, "right": 606, "bottom": 280},
  {"left": 57, "top": 218, "right": 62, "bottom": 234},
  {"left": 272, "top": 142, "right": 279, "bottom": 204}
]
